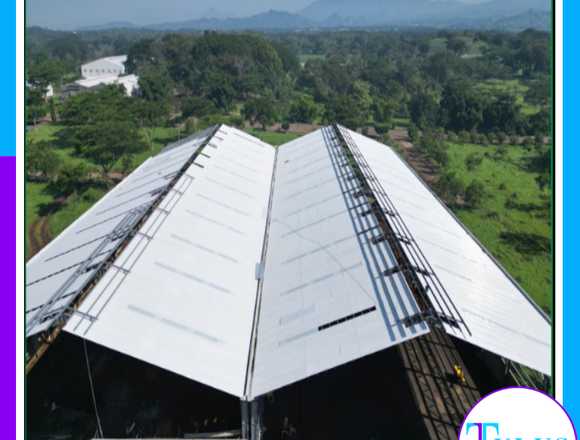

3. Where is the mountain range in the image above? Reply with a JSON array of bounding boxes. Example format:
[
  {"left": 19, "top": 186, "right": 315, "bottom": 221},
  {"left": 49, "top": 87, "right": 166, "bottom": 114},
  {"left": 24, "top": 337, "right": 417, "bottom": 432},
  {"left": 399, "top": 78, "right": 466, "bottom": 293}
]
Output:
[{"left": 75, "top": 0, "right": 551, "bottom": 32}]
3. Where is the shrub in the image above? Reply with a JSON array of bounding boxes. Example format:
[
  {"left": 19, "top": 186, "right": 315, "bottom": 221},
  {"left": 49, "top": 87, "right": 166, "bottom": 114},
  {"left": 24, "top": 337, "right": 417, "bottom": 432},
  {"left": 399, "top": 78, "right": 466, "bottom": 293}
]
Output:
[
  {"left": 465, "top": 153, "right": 483, "bottom": 171},
  {"left": 465, "top": 180, "right": 486, "bottom": 208}
]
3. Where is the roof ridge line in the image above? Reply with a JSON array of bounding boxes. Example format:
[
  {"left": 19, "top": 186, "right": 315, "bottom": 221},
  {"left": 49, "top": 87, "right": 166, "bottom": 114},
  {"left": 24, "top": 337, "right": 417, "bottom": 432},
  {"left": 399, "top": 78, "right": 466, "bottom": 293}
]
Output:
[{"left": 242, "top": 146, "right": 279, "bottom": 401}]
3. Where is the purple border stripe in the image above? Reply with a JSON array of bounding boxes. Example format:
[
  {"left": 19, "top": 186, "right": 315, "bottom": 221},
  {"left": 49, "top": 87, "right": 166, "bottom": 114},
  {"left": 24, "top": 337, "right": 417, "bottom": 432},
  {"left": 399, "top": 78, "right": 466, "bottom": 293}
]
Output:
[{"left": 0, "top": 157, "right": 15, "bottom": 438}]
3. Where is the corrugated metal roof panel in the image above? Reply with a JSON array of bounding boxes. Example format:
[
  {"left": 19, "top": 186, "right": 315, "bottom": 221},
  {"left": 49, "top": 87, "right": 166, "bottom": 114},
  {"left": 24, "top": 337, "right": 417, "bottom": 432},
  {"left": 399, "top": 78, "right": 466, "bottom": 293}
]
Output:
[
  {"left": 346, "top": 127, "right": 550, "bottom": 375},
  {"left": 248, "top": 127, "right": 428, "bottom": 398},
  {"left": 65, "top": 126, "right": 275, "bottom": 397}
]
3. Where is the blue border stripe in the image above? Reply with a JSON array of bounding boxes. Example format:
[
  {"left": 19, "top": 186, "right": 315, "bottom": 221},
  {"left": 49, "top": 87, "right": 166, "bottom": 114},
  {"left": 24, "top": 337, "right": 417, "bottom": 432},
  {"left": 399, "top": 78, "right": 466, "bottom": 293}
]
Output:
[
  {"left": 563, "top": 0, "right": 579, "bottom": 425},
  {"left": 0, "top": 0, "right": 15, "bottom": 156}
]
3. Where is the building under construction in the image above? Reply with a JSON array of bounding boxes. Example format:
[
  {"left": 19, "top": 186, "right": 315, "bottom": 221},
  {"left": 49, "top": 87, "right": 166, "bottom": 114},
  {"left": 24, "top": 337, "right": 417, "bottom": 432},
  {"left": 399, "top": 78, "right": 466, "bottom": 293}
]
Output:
[{"left": 26, "top": 125, "right": 551, "bottom": 440}]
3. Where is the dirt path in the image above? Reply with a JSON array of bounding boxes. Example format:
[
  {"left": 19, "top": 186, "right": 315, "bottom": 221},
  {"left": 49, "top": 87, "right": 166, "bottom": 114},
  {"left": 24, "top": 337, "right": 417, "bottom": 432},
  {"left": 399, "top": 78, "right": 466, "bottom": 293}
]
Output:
[
  {"left": 389, "top": 127, "right": 441, "bottom": 185},
  {"left": 28, "top": 216, "right": 52, "bottom": 260}
]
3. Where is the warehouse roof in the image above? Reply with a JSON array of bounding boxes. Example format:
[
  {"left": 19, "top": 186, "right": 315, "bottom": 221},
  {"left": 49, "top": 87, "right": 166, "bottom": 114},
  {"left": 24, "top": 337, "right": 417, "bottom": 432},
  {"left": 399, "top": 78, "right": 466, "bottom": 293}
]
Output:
[{"left": 27, "top": 124, "right": 551, "bottom": 399}]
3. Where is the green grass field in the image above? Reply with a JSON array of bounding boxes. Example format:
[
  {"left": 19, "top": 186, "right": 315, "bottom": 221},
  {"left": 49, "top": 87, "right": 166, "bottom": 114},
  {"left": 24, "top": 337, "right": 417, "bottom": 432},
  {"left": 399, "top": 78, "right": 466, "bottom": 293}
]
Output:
[
  {"left": 444, "top": 142, "right": 551, "bottom": 313},
  {"left": 474, "top": 79, "right": 540, "bottom": 116},
  {"left": 25, "top": 124, "right": 180, "bottom": 257},
  {"left": 245, "top": 128, "right": 301, "bottom": 146},
  {"left": 27, "top": 124, "right": 183, "bottom": 173},
  {"left": 25, "top": 182, "right": 52, "bottom": 260}
]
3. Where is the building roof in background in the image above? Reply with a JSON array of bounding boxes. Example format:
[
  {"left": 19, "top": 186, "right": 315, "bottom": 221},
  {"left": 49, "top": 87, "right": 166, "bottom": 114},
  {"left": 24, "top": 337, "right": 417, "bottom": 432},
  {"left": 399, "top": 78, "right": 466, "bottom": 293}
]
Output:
[
  {"left": 74, "top": 74, "right": 139, "bottom": 95},
  {"left": 82, "top": 55, "right": 127, "bottom": 69}
]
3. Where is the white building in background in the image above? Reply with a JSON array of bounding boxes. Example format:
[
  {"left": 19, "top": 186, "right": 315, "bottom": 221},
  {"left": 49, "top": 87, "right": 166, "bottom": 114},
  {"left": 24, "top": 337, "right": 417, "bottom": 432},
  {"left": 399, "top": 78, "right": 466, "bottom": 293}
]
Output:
[
  {"left": 73, "top": 74, "right": 139, "bottom": 97},
  {"left": 81, "top": 55, "right": 128, "bottom": 79},
  {"left": 45, "top": 84, "right": 54, "bottom": 99}
]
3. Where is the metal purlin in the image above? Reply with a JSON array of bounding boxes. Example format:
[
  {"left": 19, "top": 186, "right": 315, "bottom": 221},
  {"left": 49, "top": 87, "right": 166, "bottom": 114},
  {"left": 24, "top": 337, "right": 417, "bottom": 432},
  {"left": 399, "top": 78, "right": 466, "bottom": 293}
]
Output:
[
  {"left": 26, "top": 125, "right": 223, "bottom": 372},
  {"left": 321, "top": 127, "right": 428, "bottom": 341},
  {"left": 331, "top": 124, "right": 470, "bottom": 337}
]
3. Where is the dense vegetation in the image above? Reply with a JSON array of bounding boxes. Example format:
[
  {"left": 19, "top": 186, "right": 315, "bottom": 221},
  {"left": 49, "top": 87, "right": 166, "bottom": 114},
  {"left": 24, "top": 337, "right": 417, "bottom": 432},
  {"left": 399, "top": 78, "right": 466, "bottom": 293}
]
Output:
[{"left": 25, "top": 27, "right": 552, "bottom": 311}]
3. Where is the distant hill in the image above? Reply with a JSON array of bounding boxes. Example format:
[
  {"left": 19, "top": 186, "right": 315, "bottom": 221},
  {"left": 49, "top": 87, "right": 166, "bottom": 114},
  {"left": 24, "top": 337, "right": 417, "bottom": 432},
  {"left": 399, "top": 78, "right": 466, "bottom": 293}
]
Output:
[
  {"left": 487, "top": 9, "right": 550, "bottom": 31},
  {"left": 77, "top": 21, "right": 136, "bottom": 31},
  {"left": 58, "top": 0, "right": 551, "bottom": 33},
  {"left": 300, "top": 0, "right": 550, "bottom": 27},
  {"left": 147, "top": 10, "right": 314, "bottom": 31}
]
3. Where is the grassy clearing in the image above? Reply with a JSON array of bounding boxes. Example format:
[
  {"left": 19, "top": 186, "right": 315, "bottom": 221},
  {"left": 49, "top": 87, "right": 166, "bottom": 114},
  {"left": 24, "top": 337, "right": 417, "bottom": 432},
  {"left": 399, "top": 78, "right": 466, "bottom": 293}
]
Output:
[
  {"left": 474, "top": 79, "right": 539, "bottom": 116},
  {"left": 25, "top": 182, "right": 52, "bottom": 259},
  {"left": 444, "top": 142, "right": 551, "bottom": 313},
  {"left": 27, "top": 124, "right": 182, "bottom": 173},
  {"left": 25, "top": 124, "right": 179, "bottom": 256},
  {"left": 48, "top": 189, "right": 107, "bottom": 238},
  {"left": 299, "top": 53, "right": 325, "bottom": 65},
  {"left": 245, "top": 129, "right": 301, "bottom": 146},
  {"left": 392, "top": 117, "right": 411, "bottom": 128}
]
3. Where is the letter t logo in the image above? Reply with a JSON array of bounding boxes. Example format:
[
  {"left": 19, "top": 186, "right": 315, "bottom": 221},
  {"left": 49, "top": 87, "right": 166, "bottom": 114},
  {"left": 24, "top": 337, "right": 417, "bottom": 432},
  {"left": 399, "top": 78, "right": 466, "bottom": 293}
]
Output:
[{"left": 466, "top": 422, "right": 500, "bottom": 440}]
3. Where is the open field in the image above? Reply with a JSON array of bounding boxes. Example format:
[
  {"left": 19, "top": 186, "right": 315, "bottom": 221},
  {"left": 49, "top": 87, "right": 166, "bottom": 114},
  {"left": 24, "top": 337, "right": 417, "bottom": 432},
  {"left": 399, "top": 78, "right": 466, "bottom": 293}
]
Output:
[
  {"left": 474, "top": 79, "right": 540, "bottom": 116},
  {"left": 245, "top": 128, "right": 301, "bottom": 146},
  {"left": 444, "top": 142, "right": 551, "bottom": 313},
  {"left": 25, "top": 182, "right": 52, "bottom": 260}
]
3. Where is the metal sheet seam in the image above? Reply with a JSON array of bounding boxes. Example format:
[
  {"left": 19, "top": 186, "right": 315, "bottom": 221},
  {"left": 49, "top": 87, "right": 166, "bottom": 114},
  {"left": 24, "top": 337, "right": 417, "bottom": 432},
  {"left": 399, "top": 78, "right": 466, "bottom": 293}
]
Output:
[
  {"left": 25, "top": 125, "right": 219, "bottom": 339},
  {"left": 348, "top": 127, "right": 550, "bottom": 324},
  {"left": 243, "top": 145, "right": 278, "bottom": 400},
  {"left": 334, "top": 125, "right": 470, "bottom": 336}
]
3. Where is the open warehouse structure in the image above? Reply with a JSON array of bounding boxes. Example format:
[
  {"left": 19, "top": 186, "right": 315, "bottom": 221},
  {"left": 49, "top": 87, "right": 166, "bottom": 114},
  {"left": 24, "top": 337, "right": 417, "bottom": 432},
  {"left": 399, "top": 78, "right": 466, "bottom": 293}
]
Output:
[{"left": 26, "top": 124, "right": 551, "bottom": 439}]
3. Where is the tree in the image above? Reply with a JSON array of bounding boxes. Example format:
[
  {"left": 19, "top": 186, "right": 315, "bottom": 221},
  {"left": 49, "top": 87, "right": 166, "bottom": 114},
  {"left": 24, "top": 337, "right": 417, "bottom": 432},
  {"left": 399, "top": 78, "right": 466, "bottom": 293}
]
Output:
[
  {"left": 134, "top": 99, "right": 169, "bottom": 127},
  {"left": 242, "top": 97, "right": 278, "bottom": 130},
  {"left": 447, "top": 36, "right": 468, "bottom": 56},
  {"left": 481, "top": 94, "right": 523, "bottom": 134},
  {"left": 47, "top": 162, "right": 91, "bottom": 199},
  {"left": 418, "top": 132, "right": 448, "bottom": 167},
  {"left": 372, "top": 97, "right": 397, "bottom": 127},
  {"left": 465, "top": 180, "right": 486, "bottom": 208},
  {"left": 465, "top": 153, "right": 483, "bottom": 171},
  {"left": 439, "top": 82, "right": 484, "bottom": 132},
  {"left": 181, "top": 97, "right": 218, "bottom": 119},
  {"left": 528, "top": 108, "right": 550, "bottom": 135},
  {"left": 28, "top": 58, "right": 66, "bottom": 89},
  {"left": 201, "top": 71, "right": 236, "bottom": 112},
  {"left": 325, "top": 94, "right": 367, "bottom": 129},
  {"left": 436, "top": 172, "right": 465, "bottom": 204},
  {"left": 139, "top": 66, "right": 173, "bottom": 103},
  {"left": 26, "top": 88, "right": 47, "bottom": 127},
  {"left": 410, "top": 91, "right": 438, "bottom": 129},
  {"left": 82, "top": 121, "right": 147, "bottom": 175},
  {"left": 288, "top": 96, "right": 319, "bottom": 123},
  {"left": 26, "top": 140, "right": 61, "bottom": 179}
]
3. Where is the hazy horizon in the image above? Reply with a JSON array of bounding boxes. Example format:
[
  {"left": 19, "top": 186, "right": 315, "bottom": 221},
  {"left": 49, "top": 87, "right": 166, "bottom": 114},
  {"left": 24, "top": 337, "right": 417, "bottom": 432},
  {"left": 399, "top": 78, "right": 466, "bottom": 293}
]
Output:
[{"left": 27, "top": 0, "right": 496, "bottom": 30}]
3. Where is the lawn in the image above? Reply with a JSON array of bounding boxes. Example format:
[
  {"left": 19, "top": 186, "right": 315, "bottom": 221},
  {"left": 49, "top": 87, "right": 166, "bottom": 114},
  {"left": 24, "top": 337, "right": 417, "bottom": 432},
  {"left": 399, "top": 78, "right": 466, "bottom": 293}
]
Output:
[
  {"left": 25, "top": 182, "right": 52, "bottom": 260},
  {"left": 27, "top": 124, "right": 183, "bottom": 173},
  {"left": 25, "top": 124, "right": 180, "bottom": 257},
  {"left": 245, "top": 128, "right": 301, "bottom": 146},
  {"left": 444, "top": 142, "right": 552, "bottom": 313},
  {"left": 474, "top": 79, "right": 540, "bottom": 116},
  {"left": 48, "top": 188, "right": 107, "bottom": 238}
]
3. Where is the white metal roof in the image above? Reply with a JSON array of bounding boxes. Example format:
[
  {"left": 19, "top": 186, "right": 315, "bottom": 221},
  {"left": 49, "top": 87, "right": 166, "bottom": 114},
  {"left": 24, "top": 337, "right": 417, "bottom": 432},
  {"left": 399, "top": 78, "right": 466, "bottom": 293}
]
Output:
[
  {"left": 28, "top": 124, "right": 550, "bottom": 398},
  {"left": 26, "top": 128, "right": 213, "bottom": 336},
  {"left": 65, "top": 126, "right": 276, "bottom": 397},
  {"left": 247, "top": 127, "right": 428, "bottom": 398},
  {"left": 345, "top": 128, "right": 551, "bottom": 375},
  {"left": 82, "top": 55, "right": 127, "bottom": 70}
]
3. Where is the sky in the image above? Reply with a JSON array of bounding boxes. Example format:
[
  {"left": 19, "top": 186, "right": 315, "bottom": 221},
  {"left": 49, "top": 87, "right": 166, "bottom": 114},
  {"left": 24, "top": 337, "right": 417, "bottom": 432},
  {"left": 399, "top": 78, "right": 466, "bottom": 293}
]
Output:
[
  {"left": 27, "top": 0, "right": 491, "bottom": 30},
  {"left": 27, "top": 0, "right": 310, "bottom": 29}
]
